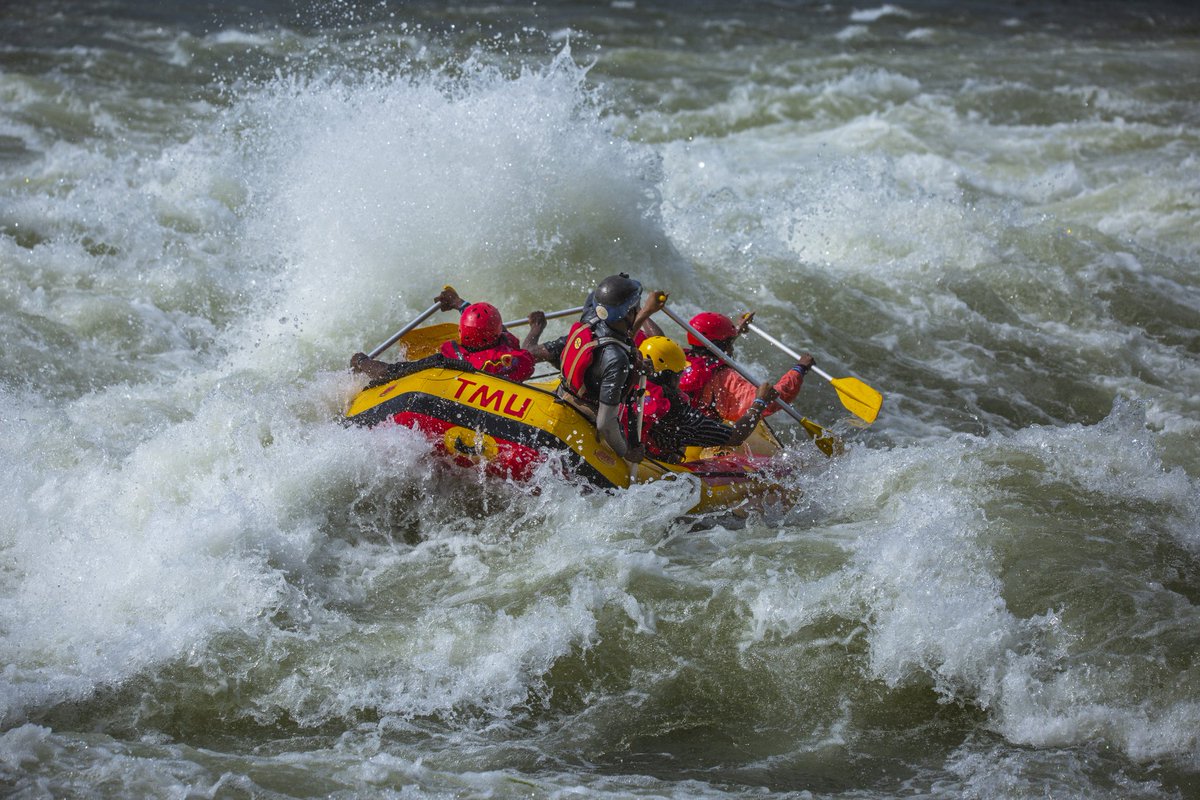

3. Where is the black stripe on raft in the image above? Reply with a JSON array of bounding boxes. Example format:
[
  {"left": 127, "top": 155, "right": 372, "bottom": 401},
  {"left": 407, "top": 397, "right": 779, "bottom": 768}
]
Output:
[{"left": 346, "top": 390, "right": 618, "bottom": 489}]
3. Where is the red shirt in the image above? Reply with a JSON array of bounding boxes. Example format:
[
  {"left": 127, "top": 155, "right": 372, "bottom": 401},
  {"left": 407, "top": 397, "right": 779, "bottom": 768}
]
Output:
[{"left": 694, "top": 363, "right": 803, "bottom": 422}]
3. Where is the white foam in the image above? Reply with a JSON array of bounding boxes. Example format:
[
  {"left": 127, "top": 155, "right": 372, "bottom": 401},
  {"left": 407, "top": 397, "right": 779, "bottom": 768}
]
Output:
[
  {"left": 835, "top": 25, "right": 870, "bottom": 42},
  {"left": 224, "top": 45, "right": 669, "bottom": 376},
  {"left": 782, "top": 409, "right": 1200, "bottom": 762},
  {"left": 0, "top": 368, "right": 436, "bottom": 723},
  {"left": 849, "top": 5, "right": 913, "bottom": 23}
]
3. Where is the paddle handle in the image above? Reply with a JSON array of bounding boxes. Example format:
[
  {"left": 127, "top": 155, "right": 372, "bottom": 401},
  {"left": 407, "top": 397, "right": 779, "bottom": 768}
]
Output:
[
  {"left": 636, "top": 375, "right": 647, "bottom": 442},
  {"left": 367, "top": 301, "right": 442, "bottom": 359},
  {"left": 503, "top": 305, "right": 586, "bottom": 329},
  {"left": 745, "top": 322, "right": 834, "bottom": 382},
  {"left": 660, "top": 305, "right": 808, "bottom": 427}
]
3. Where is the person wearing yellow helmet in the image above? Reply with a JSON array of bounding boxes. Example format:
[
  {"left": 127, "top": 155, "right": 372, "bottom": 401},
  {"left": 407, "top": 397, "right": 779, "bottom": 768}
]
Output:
[
  {"left": 629, "top": 336, "right": 779, "bottom": 463},
  {"left": 639, "top": 334, "right": 689, "bottom": 374}
]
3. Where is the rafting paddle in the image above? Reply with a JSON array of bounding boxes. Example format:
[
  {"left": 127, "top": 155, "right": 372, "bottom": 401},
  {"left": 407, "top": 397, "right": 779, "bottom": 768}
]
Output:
[
  {"left": 659, "top": 301, "right": 843, "bottom": 457},
  {"left": 744, "top": 322, "right": 882, "bottom": 424}
]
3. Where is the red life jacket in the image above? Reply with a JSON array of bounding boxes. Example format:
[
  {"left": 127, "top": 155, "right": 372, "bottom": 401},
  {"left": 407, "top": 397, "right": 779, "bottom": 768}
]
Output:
[
  {"left": 559, "top": 321, "right": 631, "bottom": 401},
  {"left": 679, "top": 352, "right": 723, "bottom": 408},
  {"left": 640, "top": 381, "right": 671, "bottom": 427},
  {"left": 441, "top": 332, "right": 534, "bottom": 382},
  {"left": 617, "top": 380, "right": 672, "bottom": 454}
]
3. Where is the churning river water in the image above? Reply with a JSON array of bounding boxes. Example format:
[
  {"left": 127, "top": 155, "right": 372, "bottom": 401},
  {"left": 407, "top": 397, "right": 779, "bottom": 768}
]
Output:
[{"left": 2, "top": 1, "right": 1199, "bottom": 797}]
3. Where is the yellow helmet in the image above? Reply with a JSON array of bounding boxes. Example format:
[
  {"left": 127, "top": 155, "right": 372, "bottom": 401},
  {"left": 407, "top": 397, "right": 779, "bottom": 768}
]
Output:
[{"left": 638, "top": 336, "right": 687, "bottom": 375}]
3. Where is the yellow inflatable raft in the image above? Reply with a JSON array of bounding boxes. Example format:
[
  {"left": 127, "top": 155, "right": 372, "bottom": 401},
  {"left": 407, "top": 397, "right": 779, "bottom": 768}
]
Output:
[{"left": 344, "top": 354, "right": 790, "bottom": 514}]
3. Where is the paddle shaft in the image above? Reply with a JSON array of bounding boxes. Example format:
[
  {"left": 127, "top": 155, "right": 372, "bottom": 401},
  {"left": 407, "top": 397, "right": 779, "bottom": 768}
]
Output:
[
  {"left": 367, "top": 301, "right": 442, "bottom": 359},
  {"left": 660, "top": 305, "right": 809, "bottom": 427},
  {"left": 745, "top": 322, "right": 835, "bottom": 383},
  {"left": 503, "top": 305, "right": 586, "bottom": 329}
]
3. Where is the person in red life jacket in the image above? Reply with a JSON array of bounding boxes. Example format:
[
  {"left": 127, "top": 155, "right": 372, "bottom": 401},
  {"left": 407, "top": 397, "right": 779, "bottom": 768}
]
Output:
[
  {"left": 350, "top": 288, "right": 540, "bottom": 382},
  {"left": 630, "top": 336, "right": 779, "bottom": 463},
  {"left": 678, "top": 311, "right": 815, "bottom": 422},
  {"left": 431, "top": 286, "right": 547, "bottom": 361},
  {"left": 528, "top": 274, "right": 666, "bottom": 467},
  {"left": 435, "top": 301, "right": 536, "bottom": 382}
]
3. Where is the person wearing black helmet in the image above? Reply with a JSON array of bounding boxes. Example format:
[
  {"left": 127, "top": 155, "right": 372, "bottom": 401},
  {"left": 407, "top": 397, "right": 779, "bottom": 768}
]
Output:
[{"left": 529, "top": 273, "right": 666, "bottom": 468}]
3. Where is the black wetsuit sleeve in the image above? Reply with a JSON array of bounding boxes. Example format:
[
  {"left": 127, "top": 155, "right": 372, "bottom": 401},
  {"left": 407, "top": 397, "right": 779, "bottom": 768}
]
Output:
[
  {"left": 592, "top": 345, "right": 631, "bottom": 407},
  {"left": 543, "top": 335, "right": 568, "bottom": 368},
  {"left": 651, "top": 403, "right": 734, "bottom": 459}
]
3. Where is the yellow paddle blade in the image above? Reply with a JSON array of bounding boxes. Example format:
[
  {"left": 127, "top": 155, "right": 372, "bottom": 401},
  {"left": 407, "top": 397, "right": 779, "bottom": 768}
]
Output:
[
  {"left": 397, "top": 322, "right": 459, "bottom": 359},
  {"left": 829, "top": 376, "right": 883, "bottom": 424},
  {"left": 801, "top": 417, "right": 844, "bottom": 458}
]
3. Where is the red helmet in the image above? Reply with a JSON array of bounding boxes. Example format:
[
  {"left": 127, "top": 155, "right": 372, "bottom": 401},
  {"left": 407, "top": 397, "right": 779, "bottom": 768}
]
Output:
[
  {"left": 687, "top": 312, "right": 738, "bottom": 348},
  {"left": 459, "top": 302, "right": 503, "bottom": 350}
]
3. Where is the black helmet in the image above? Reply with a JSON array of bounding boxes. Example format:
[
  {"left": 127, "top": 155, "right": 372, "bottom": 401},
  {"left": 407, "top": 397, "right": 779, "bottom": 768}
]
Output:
[{"left": 593, "top": 273, "right": 642, "bottom": 325}]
